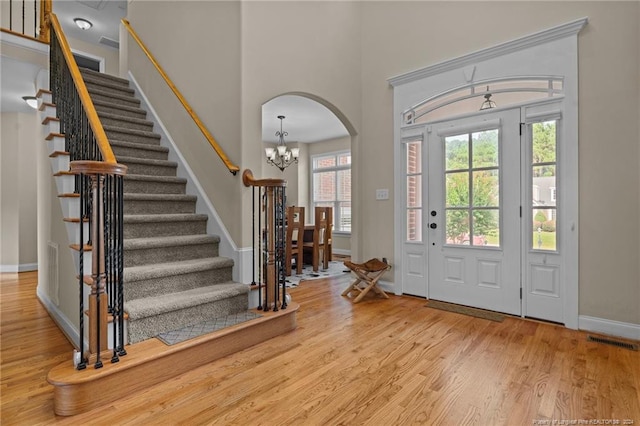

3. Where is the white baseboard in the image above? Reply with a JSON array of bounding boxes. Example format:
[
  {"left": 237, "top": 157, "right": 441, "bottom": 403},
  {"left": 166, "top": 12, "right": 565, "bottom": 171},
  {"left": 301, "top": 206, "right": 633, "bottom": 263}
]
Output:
[
  {"left": 332, "top": 249, "right": 351, "bottom": 256},
  {"left": 0, "top": 263, "right": 38, "bottom": 273},
  {"left": 36, "top": 286, "right": 80, "bottom": 350},
  {"left": 579, "top": 315, "right": 640, "bottom": 341}
]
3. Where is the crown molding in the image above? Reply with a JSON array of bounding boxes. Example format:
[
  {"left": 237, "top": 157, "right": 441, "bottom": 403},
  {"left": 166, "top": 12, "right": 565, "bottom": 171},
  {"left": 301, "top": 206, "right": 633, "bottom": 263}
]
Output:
[{"left": 388, "top": 17, "right": 588, "bottom": 87}]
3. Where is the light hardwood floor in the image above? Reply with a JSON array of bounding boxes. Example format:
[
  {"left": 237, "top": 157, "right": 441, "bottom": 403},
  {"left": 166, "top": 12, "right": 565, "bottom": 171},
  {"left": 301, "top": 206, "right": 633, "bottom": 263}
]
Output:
[{"left": 1, "top": 271, "right": 639, "bottom": 425}]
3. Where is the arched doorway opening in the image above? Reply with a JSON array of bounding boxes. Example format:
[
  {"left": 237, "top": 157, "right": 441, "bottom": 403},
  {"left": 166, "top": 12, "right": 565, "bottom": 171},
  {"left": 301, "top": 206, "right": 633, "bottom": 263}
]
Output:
[{"left": 261, "top": 92, "right": 357, "bottom": 260}]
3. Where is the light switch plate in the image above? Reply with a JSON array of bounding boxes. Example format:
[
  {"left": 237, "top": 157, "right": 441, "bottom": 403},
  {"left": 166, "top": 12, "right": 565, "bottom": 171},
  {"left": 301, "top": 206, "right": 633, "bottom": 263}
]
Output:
[{"left": 376, "top": 189, "right": 389, "bottom": 200}]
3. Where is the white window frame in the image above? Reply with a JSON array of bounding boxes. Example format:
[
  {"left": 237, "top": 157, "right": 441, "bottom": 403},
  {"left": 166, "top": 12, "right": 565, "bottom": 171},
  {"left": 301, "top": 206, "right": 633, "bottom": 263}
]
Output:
[{"left": 310, "top": 150, "right": 351, "bottom": 233}]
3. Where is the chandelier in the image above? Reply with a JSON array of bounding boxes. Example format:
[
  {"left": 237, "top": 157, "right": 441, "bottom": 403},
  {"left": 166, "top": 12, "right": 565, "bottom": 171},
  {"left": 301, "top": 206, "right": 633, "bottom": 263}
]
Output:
[{"left": 265, "top": 115, "right": 299, "bottom": 172}]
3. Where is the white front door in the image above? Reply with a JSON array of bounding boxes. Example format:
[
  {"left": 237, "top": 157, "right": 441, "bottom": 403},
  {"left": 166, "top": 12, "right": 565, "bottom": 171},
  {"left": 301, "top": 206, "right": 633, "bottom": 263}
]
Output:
[{"left": 427, "top": 109, "right": 521, "bottom": 315}]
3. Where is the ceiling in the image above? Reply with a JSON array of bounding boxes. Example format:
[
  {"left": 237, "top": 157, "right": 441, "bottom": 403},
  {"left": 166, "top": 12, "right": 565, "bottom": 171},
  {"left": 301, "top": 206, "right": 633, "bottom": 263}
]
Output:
[
  {"left": 2, "top": 1, "right": 349, "bottom": 143},
  {"left": 262, "top": 95, "right": 349, "bottom": 144}
]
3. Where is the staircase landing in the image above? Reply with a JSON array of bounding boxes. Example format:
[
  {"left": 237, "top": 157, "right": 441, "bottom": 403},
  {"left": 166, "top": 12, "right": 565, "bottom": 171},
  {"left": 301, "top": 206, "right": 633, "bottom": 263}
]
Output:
[{"left": 47, "top": 303, "right": 298, "bottom": 416}]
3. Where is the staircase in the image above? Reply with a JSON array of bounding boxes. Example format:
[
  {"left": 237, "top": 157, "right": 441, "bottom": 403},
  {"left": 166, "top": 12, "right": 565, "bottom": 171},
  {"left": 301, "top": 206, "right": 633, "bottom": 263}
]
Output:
[{"left": 79, "top": 68, "right": 248, "bottom": 344}]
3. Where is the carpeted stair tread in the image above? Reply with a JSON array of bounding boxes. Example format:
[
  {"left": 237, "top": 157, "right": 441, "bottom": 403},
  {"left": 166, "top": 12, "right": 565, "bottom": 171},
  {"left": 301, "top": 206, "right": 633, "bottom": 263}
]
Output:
[
  {"left": 123, "top": 213, "right": 208, "bottom": 223},
  {"left": 117, "top": 155, "right": 177, "bottom": 168},
  {"left": 110, "top": 139, "right": 169, "bottom": 155},
  {"left": 93, "top": 99, "right": 147, "bottom": 120},
  {"left": 80, "top": 68, "right": 131, "bottom": 87},
  {"left": 123, "top": 193, "right": 196, "bottom": 202},
  {"left": 125, "top": 282, "right": 248, "bottom": 320},
  {"left": 124, "top": 257, "right": 234, "bottom": 282},
  {"left": 103, "top": 124, "right": 161, "bottom": 140},
  {"left": 96, "top": 111, "right": 155, "bottom": 131},
  {"left": 124, "top": 234, "right": 220, "bottom": 250},
  {"left": 86, "top": 86, "right": 141, "bottom": 107},
  {"left": 84, "top": 79, "right": 135, "bottom": 97},
  {"left": 124, "top": 174, "right": 186, "bottom": 183},
  {"left": 123, "top": 193, "right": 197, "bottom": 215}
]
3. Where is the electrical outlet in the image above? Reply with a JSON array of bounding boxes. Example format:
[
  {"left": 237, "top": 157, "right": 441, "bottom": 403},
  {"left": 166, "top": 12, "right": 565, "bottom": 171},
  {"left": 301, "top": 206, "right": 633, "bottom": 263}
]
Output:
[{"left": 376, "top": 189, "right": 389, "bottom": 200}]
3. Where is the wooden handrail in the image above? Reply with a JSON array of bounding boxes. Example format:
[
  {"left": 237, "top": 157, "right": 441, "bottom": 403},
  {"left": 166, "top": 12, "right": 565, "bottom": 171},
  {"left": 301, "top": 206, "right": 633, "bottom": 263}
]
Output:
[
  {"left": 49, "top": 13, "right": 118, "bottom": 166},
  {"left": 242, "top": 169, "right": 286, "bottom": 188},
  {"left": 121, "top": 19, "right": 240, "bottom": 176}
]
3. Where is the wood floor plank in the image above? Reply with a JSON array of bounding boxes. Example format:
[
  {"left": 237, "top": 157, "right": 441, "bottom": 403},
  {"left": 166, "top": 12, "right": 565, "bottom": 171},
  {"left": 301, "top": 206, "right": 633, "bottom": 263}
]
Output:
[{"left": 1, "top": 271, "right": 639, "bottom": 425}]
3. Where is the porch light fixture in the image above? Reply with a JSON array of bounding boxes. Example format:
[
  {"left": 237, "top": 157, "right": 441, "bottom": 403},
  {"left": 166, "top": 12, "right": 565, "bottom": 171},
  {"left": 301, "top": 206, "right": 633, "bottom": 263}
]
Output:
[
  {"left": 74, "top": 18, "right": 93, "bottom": 30},
  {"left": 22, "top": 96, "right": 38, "bottom": 109},
  {"left": 479, "top": 86, "right": 497, "bottom": 110},
  {"left": 265, "top": 115, "right": 299, "bottom": 172}
]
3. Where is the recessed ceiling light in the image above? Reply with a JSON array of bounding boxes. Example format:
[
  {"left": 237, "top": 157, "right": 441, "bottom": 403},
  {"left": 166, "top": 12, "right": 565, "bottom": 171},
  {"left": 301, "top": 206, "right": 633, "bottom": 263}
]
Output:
[
  {"left": 22, "top": 96, "right": 38, "bottom": 109},
  {"left": 74, "top": 18, "right": 93, "bottom": 30}
]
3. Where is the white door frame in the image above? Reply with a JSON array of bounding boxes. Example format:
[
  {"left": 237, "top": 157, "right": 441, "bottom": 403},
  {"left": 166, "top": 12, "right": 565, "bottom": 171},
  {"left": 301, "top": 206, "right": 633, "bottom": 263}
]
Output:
[{"left": 390, "top": 18, "right": 586, "bottom": 329}]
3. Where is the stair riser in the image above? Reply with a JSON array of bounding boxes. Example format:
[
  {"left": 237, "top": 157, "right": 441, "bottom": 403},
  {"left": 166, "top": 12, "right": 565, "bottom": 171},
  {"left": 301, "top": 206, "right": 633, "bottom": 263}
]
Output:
[
  {"left": 89, "top": 92, "right": 140, "bottom": 108},
  {"left": 55, "top": 175, "right": 75, "bottom": 194},
  {"left": 61, "top": 197, "right": 79, "bottom": 218},
  {"left": 123, "top": 199, "right": 196, "bottom": 215},
  {"left": 95, "top": 105, "right": 147, "bottom": 120},
  {"left": 120, "top": 162, "right": 177, "bottom": 177},
  {"left": 124, "top": 220, "right": 207, "bottom": 239},
  {"left": 100, "top": 117, "right": 154, "bottom": 133},
  {"left": 72, "top": 250, "right": 93, "bottom": 277},
  {"left": 123, "top": 179, "right": 186, "bottom": 195},
  {"left": 124, "top": 242, "right": 219, "bottom": 267},
  {"left": 111, "top": 145, "right": 168, "bottom": 161},
  {"left": 46, "top": 135, "right": 65, "bottom": 153},
  {"left": 85, "top": 82, "right": 134, "bottom": 99},
  {"left": 124, "top": 267, "right": 233, "bottom": 300},
  {"left": 50, "top": 155, "right": 69, "bottom": 175},
  {"left": 105, "top": 129, "right": 161, "bottom": 146},
  {"left": 127, "top": 294, "right": 248, "bottom": 344},
  {"left": 65, "top": 221, "right": 90, "bottom": 246}
]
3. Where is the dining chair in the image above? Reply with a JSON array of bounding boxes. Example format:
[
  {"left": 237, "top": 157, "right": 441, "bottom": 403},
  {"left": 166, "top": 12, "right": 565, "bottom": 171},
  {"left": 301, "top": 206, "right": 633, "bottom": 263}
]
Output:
[
  {"left": 303, "top": 206, "right": 332, "bottom": 272},
  {"left": 285, "top": 206, "right": 305, "bottom": 276}
]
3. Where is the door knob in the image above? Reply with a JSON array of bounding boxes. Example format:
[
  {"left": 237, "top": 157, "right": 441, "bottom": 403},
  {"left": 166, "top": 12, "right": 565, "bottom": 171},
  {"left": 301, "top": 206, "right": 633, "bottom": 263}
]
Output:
[{"left": 430, "top": 223, "right": 437, "bottom": 229}]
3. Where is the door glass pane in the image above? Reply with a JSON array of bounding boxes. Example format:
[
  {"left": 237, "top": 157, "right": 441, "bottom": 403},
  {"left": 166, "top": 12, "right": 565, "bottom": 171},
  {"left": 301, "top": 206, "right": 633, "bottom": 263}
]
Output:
[
  {"left": 533, "top": 209, "right": 556, "bottom": 250},
  {"left": 473, "top": 209, "right": 499, "bottom": 247},
  {"left": 532, "top": 119, "right": 558, "bottom": 251},
  {"left": 472, "top": 129, "right": 499, "bottom": 168},
  {"left": 407, "top": 175, "right": 421, "bottom": 208},
  {"left": 532, "top": 121, "right": 556, "bottom": 163},
  {"left": 446, "top": 172, "right": 469, "bottom": 207},
  {"left": 445, "top": 135, "right": 469, "bottom": 170},
  {"left": 472, "top": 170, "right": 499, "bottom": 207},
  {"left": 406, "top": 141, "right": 422, "bottom": 174},
  {"left": 407, "top": 209, "right": 422, "bottom": 242},
  {"left": 446, "top": 210, "right": 469, "bottom": 245}
]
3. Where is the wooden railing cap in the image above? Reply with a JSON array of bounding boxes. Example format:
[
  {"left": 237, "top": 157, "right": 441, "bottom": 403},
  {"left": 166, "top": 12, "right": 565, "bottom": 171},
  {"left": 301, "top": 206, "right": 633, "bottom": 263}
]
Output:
[
  {"left": 242, "top": 169, "right": 286, "bottom": 188},
  {"left": 70, "top": 160, "right": 128, "bottom": 176}
]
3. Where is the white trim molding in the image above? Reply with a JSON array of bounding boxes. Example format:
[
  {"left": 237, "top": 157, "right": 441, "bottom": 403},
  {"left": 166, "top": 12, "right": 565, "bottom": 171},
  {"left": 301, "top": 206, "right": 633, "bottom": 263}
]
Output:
[
  {"left": 388, "top": 18, "right": 587, "bottom": 87},
  {"left": 579, "top": 316, "right": 640, "bottom": 341},
  {"left": 0, "top": 263, "right": 38, "bottom": 273}
]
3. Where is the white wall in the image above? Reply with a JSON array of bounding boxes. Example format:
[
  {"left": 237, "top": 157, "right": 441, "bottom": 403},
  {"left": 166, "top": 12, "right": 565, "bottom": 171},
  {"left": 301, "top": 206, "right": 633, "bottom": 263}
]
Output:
[{"left": 0, "top": 112, "right": 39, "bottom": 271}]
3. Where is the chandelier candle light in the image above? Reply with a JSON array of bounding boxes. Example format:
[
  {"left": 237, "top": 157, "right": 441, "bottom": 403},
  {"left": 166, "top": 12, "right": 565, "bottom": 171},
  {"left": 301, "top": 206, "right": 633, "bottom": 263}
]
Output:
[{"left": 265, "top": 115, "right": 299, "bottom": 172}]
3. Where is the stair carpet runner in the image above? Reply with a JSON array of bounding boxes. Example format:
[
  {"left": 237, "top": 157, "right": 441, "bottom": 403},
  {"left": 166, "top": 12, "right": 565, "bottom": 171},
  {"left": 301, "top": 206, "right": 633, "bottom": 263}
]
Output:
[{"left": 80, "top": 68, "right": 249, "bottom": 344}]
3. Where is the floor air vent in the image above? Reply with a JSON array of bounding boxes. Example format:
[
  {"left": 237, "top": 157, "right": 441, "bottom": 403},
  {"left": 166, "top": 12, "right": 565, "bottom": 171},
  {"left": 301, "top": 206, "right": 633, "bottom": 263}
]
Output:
[{"left": 587, "top": 335, "right": 638, "bottom": 351}]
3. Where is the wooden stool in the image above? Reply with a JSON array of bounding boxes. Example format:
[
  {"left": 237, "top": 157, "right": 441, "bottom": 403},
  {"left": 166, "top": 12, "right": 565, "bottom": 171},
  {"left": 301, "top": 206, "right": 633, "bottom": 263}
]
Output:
[{"left": 342, "top": 258, "right": 391, "bottom": 303}]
